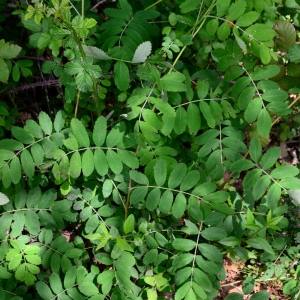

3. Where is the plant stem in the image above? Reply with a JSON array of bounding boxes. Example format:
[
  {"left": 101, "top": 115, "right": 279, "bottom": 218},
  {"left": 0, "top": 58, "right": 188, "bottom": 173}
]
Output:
[
  {"left": 145, "top": 0, "right": 163, "bottom": 10},
  {"left": 74, "top": 90, "right": 81, "bottom": 118},
  {"left": 169, "top": 0, "right": 217, "bottom": 73}
]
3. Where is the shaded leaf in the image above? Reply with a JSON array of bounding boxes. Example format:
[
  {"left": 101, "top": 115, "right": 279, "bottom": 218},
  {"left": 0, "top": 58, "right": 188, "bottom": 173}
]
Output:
[
  {"left": 274, "top": 20, "right": 296, "bottom": 52},
  {"left": 114, "top": 61, "right": 129, "bottom": 91}
]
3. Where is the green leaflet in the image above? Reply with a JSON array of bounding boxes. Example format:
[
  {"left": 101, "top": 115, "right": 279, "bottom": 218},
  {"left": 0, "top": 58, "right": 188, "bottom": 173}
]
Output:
[
  {"left": 21, "top": 148, "right": 35, "bottom": 177},
  {"left": 0, "top": 139, "right": 24, "bottom": 150},
  {"left": 82, "top": 149, "right": 94, "bottom": 177},
  {"left": 172, "top": 192, "right": 186, "bottom": 219},
  {"left": 106, "top": 126, "right": 124, "bottom": 148},
  {"left": 252, "top": 175, "right": 270, "bottom": 200},
  {"left": 130, "top": 186, "right": 148, "bottom": 205},
  {"left": 261, "top": 147, "right": 281, "bottom": 170},
  {"left": 129, "top": 170, "right": 149, "bottom": 185},
  {"left": 94, "top": 148, "right": 108, "bottom": 176},
  {"left": 187, "top": 103, "right": 201, "bottom": 135},
  {"left": 106, "top": 149, "right": 123, "bottom": 174},
  {"left": 63, "top": 133, "right": 78, "bottom": 151},
  {"left": 36, "top": 281, "right": 54, "bottom": 299},
  {"left": 159, "top": 189, "right": 173, "bottom": 214},
  {"left": 201, "top": 227, "right": 227, "bottom": 241},
  {"left": 244, "top": 97, "right": 262, "bottom": 123},
  {"left": 174, "top": 106, "right": 187, "bottom": 135},
  {"left": 71, "top": 118, "right": 90, "bottom": 148},
  {"left": 180, "top": 170, "right": 200, "bottom": 191},
  {"left": 78, "top": 282, "right": 99, "bottom": 296},
  {"left": 31, "top": 143, "right": 45, "bottom": 166},
  {"left": 281, "top": 178, "right": 300, "bottom": 189},
  {"left": 38, "top": 111, "right": 53, "bottom": 135},
  {"left": 172, "top": 239, "right": 196, "bottom": 251},
  {"left": 154, "top": 159, "right": 167, "bottom": 186},
  {"left": 146, "top": 188, "right": 161, "bottom": 211},
  {"left": 217, "top": 21, "right": 231, "bottom": 40},
  {"left": 123, "top": 214, "right": 135, "bottom": 234},
  {"left": 249, "top": 138, "right": 262, "bottom": 163},
  {"left": 114, "top": 61, "right": 129, "bottom": 91},
  {"left": 251, "top": 65, "right": 280, "bottom": 81},
  {"left": 270, "top": 165, "right": 299, "bottom": 179},
  {"left": 175, "top": 281, "right": 191, "bottom": 300},
  {"left": 168, "top": 163, "right": 187, "bottom": 189},
  {"left": 140, "top": 121, "right": 160, "bottom": 142},
  {"left": 200, "top": 101, "right": 215, "bottom": 128},
  {"left": 54, "top": 110, "right": 65, "bottom": 133},
  {"left": 236, "top": 11, "right": 260, "bottom": 27},
  {"left": 70, "top": 151, "right": 81, "bottom": 178},
  {"left": 197, "top": 81, "right": 209, "bottom": 99},
  {"left": 117, "top": 149, "right": 139, "bottom": 169},
  {"left": 26, "top": 120, "right": 43, "bottom": 139},
  {"left": 160, "top": 72, "right": 186, "bottom": 92},
  {"left": 10, "top": 156, "right": 21, "bottom": 184},
  {"left": 198, "top": 243, "right": 222, "bottom": 262},
  {"left": 262, "top": 89, "right": 288, "bottom": 102},
  {"left": 93, "top": 116, "right": 107, "bottom": 147},
  {"left": 161, "top": 115, "right": 175, "bottom": 136},
  {"left": 217, "top": 0, "right": 231, "bottom": 17},
  {"left": 230, "top": 159, "right": 254, "bottom": 172},
  {"left": 11, "top": 126, "right": 34, "bottom": 144},
  {"left": 49, "top": 273, "right": 63, "bottom": 294}
]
